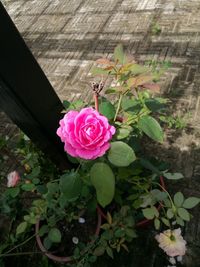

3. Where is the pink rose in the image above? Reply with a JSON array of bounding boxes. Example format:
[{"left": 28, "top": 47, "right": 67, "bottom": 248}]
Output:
[
  {"left": 57, "top": 107, "right": 116, "bottom": 160},
  {"left": 155, "top": 228, "right": 186, "bottom": 257},
  {"left": 7, "top": 171, "right": 20, "bottom": 187}
]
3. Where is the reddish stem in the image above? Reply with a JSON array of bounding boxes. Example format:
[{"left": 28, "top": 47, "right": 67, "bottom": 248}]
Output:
[{"left": 94, "top": 94, "right": 99, "bottom": 112}]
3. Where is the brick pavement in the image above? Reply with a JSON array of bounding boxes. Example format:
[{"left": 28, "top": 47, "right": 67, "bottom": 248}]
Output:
[{"left": 1, "top": 0, "right": 200, "bottom": 265}]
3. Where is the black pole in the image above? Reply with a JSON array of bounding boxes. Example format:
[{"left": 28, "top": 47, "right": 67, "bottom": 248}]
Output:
[{"left": 0, "top": 2, "right": 70, "bottom": 169}]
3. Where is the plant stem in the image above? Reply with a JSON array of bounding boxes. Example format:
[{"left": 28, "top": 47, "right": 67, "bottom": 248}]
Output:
[
  {"left": 0, "top": 251, "right": 43, "bottom": 257},
  {"left": 94, "top": 94, "right": 99, "bottom": 112},
  {"left": 0, "top": 234, "right": 36, "bottom": 257},
  {"left": 114, "top": 94, "right": 123, "bottom": 121},
  {"left": 153, "top": 182, "right": 175, "bottom": 210}
]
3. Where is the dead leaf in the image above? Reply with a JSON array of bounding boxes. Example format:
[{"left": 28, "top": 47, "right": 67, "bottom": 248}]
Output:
[
  {"left": 142, "top": 83, "right": 160, "bottom": 93},
  {"left": 128, "top": 75, "right": 153, "bottom": 87},
  {"left": 96, "top": 58, "right": 113, "bottom": 65}
]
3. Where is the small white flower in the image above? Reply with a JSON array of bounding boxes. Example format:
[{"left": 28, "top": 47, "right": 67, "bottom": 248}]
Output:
[
  {"left": 155, "top": 228, "right": 186, "bottom": 257},
  {"left": 72, "top": 237, "right": 79, "bottom": 244},
  {"left": 78, "top": 217, "right": 85, "bottom": 224}
]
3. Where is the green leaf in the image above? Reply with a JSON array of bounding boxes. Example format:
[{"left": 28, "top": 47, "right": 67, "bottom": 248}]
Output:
[
  {"left": 70, "top": 99, "right": 85, "bottom": 110},
  {"left": 177, "top": 208, "right": 190, "bottom": 221},
  {"left": 43, "top": 237, "right": 52, "bottom": 250},
  {"left": 27, "top": 166, "right": 40, "bottom": 180},
  {"left": 47, "top": 182, "right": 59, "bottom": 194},
  {"left": 167, "top": 208, "right": 174, "bottom": 219},
  {"left": 125, "top": 228, "right": 136, "bottom": 238},
  {"left": 89, "top": 255, "right": 97, "bottom": 263},
  {"left": 39, "top": 225, "right": 49, "bottom": 237},
  {"left": 36, "top": 185, "right": 47, "bottom": 194},
  {"left": 63, "top": 100, "right": 70, "bottom": 110},
  {"left": 108, "top": 141, "right": 136, "bottom": 167},
  {"left": 174, "top": 192, "right": 184, "bottom": 207},
  {"left": 7, "top": 187, "right": 20, "bottom": 198},
  {"left": 161, "top": 217, "right": 170, "bottom": 227},
  {"left": 145, "top": 98, "right": 166, "bottom": 112},
  {"left": 142, "top": 208, "right": 155, "bottom": 220},
  {"left": 21, "top": 183, "right": 35, "bottom": 191},
  {"left": 116, "top": 128, "right": 131, "bottom": 140},
  {"left": 93, "top": 246, "right": 105, "bottom": 256},
  {"left": 121, "top": 98, "right": 142, "bottom": 113},
  {"left": 99, "top": 101, "right": 115, "bottom": 120},
  {"left": 140, "top": 158, "right": 161, "bottom": 175},
  {"left": 60, "top": 172, "right": 82, "bottom": 201},
  {"left": 138, "top": 115, "right": 164, "bottom": 142},
  {"left": 154, "top": 218, "right": 160, "bottom": 230},
  {"left": 90, "top": 163, "right": 115, "bottom": 207},
  {"left": 152, "top": 206, "right": 159, "bottom": 217},
  {"left": 48, "top": 228, "right": 61, "bottom": 243},
  {"left": 101, "top": 224, "right": 111, "bottom": 230},
  {"left": 106, "top": 247, "right": 114, "bottom": 259},
  {"left": 115, "top": 229, "right": 125, "bottom": 237},
  {"left": 114, "top": 44, "right": 126, "bottom": 64},
  {"left": 183, "top": 197, "right": 200, "bottom": 209},
  {"left": 32, "top": 178, "right": 40, "bottom": 185},
  {"left": 176, "top": 217, "right": 185, "bottom": 226},
  {"left": 164, "top": 172, "right": 184, "bottom": 180},
  {"left": 16, "top": 222, "right": 27, "bottom": 235}
]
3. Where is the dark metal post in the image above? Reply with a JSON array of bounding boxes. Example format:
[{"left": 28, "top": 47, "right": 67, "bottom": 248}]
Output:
[{"left": 0, "top": 2, "right": 70, "bottom": 169}]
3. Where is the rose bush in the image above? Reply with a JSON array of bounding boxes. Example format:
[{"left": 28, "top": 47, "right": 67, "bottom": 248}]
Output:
[
  {"left": 2, "top": 45, "right": 200, "bottom": 267},
  {"left": 57, "top": 107, "right": 116, "bottom": 160}
]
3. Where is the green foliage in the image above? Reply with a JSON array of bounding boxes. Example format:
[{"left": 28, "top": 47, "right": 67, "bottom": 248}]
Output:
[
  {"left": 90, "top": 163, "right": 115, "bottom": 207},
  {"left": 138, "top": 115, "right": 164, "bottom": 142},
  {"left": 159, "top": 114, "right": 188, "bottom": 129},
  {"left": 174, "top": 192, "right": 184, "bottom": 207},
  {"left": 1, "top": 44, "right": 199, "bottom": 267},
  {"left": 16, "top": 222, "right": 28, "bottom": 235},
  {"left": 48, "top": 228, "right": 62, "bottom": 243},
  {"left": 108, "top": 141, "right": 136, "bottom": 167},
  {"left": 60, "top": 172, "right": 82, "bottom": 201},
  {"left": 183, "top": 197, "right": 200, "bottom": 209},
  {"left": 151, "top": 23, "right": 161, "bottom": 35},
  {"left": 99, "top": 100, "right": 115, "bottom": 120}
]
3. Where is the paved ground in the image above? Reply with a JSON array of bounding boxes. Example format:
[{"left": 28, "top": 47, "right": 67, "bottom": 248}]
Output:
[{"left": 1, "top": 0, "right": 200, "bottom": 266}]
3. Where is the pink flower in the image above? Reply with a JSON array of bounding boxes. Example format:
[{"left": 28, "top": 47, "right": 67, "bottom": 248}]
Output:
[
  {"left": 7, "top": 171, "right": 20, "bottom": 187},
  {"left": 57, "top": 107, "right": 116, "bottom": 160},
  {"left": 155, "top": 228, "right": 186, "bottom": 257}
]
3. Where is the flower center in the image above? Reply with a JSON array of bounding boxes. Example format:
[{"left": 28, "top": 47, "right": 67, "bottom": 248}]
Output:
[
  {"left": 84, "top": 125, "right": 95, "bottom": 137},
  {"left": 170, "top": 234, "right": 176, "bottom": 242}
]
